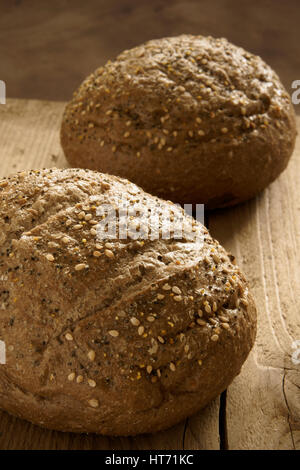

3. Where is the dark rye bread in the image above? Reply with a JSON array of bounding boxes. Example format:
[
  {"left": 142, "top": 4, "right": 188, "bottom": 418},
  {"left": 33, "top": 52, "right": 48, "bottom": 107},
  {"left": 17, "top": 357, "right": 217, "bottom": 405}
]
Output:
[
  {"left": 0, "top": 168, "right": 256, "bottom": 435},
  {"left": 61, "top": 34, "right": 297, "bottom": 209}
]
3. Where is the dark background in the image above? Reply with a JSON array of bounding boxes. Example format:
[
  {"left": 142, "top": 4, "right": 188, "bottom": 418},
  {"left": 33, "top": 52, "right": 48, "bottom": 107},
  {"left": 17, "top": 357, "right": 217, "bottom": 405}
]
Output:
[{"left": 0, "top": 0, "right": 299, "bottom": 102}]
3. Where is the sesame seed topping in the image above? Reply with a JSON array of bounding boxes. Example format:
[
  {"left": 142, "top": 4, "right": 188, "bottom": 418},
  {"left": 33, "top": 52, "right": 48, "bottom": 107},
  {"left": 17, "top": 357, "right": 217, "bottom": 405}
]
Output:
[
  {"left": 76, "top": 375, "right": 83, "bottom": 383},
  {"left": 170, "top": 362, "right": 176, "bottom": 371},
  {"left": 162, "top": 283, "right": 171, "bottom": 291},
  {"left": 211, "top": 334, "right": 219, "bottom": 342},
  {"left": 204, "top": 304, "right": 211, "bottom": 314},
  {"left": 68, "top": 372, "right": 75, "bottom": 381},
  {"left": 88, "top": 350, "right": 96, "bottom": 361},
  {"left": 62, "top": 237, "right": 69, "bottom": 244},
  {"left": 146, "top": 315, "right": 155, "bottom": 323},
  {"left": 146, "top": 365, "right": 153, "bottom": 374},
  {"left": 157, "top": 336, "right": 165, "bottom": 344},
  {"left": 108, "top": 330, "right": 119, "bottom": 337},
  {"left": 173, "top": 295, "right": 182, "bottom": 302},
  {"left": 138, "top": 326, "right": 145, "bottom": 336},
  {"left": 46, "top": 254, "right": 55, "bottom": 262},
  {"left": 75, "top": 263, "right": 87, "bottom": 271},
  {"left": 65, "top": 333, "right": 73, "bottom": 341},
  {"left": 88, "top": 399, "right": 99, "bottom": 408},
  {"left": 172, "top": 286, "right": 181, "bottom": 295},
  {"left": 88, "top": 379, "right": 96, "bottom": 388},
  {"left": 93, "top": 251, "right": 102, "bottom": 257},
  {"left": 105, "top": 249, "right": 114, "bottom": 258},
  {"left": 157, "top": 294, "right": 165, "bottom": 300},
  {"left": 130, "top": 317, "right": 140, "bottom": 326}
]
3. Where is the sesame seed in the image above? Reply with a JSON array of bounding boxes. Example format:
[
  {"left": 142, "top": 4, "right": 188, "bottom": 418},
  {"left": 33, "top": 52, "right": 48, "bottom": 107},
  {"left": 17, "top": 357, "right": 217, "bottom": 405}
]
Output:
[
  {"left": 198, "top": 130, "right": 205, "bottom": 136},
  {"left": 162, "top": 283, "right": 171, "bottom": 291},
  {"left": 147, "top": 315, "right": 155, "bottom": 322},
  {"left": 68, "top": 372, "right": 75, "bottom": 381},
  {"left": 184, "top": 345, "right": 190, "bottom": 353},
  {"left": 170, "top": 362, "right": 176, "bottom": 371},
  {"left": 146, "top": 365, "right": 153, "bottom": 374},
  {"left": 108, "top": 330, "right": 119, "bottom": 337},
  {"left": 157, "top": 294, "right": 165, "bottom": 300},
  {"left": 46, "top": 254, "right": 54, "bottom": 262},
  {"left": 73, "top": 224, "right": 82, "bottom": 230},
  {"left": 130, "top": 317, "right": 140, "bottom": 326},
  {"left": 62, "top": 237, "right": 69, "bottom": 244},
  {"left": 78, "top": 211, "right": 85, "bottom": 220},
  {"left": 221, "top": 127, "right": 228, "bottom": 134},
  {"left": 204, "top": 304, "right": 211, "bottom": 314},
  {"left": 75, "top": 263, "right": 87, "bottom": 271},
  {"left": 88, "top": 379, "right": 96, "bottom": 388},
  {"left": 213, "top": 254, "right": 220, "bottom": 263},
  {"left": 88, "top": 350, "right": 95, "bottom": 361},
  {"left": 88, "top": 399, "right": 99, "bottom": 408},
  {"left": 241, "top": 298, "right": 249, "bottom": 306},
  {"left": 221, "top": 322, "right": 230, "bottom": 330},
  {"left": 198, "top": 359, "right": 202, "bottom": 366},
  {"left": 212, "top": 301, "right": 217, "bottom": 312},
  {"left": 188, "top": 130, "right": 194, "bottom": 137},
  {"left": 76, "top": 375, "right": 83, "bottom": 383},
  {"left": 65, "top": 333, "right": 73, "bottom": 341},
  {"left": 126, "top": 120, "right": 132, "bottom": 126},
  {"left": 211, "top": 334, "right": 219, "bottom": 342},
  {"left": 173, "top": 295, "right": 182, "bottom": 302},
  {"left": 85, "top": 214, "right": 92, "bottom": 221},
  {"left": 197, "top": 319, "right": 206, "bottom": 326},
  {"left": 93, "top": 251, "right": 102, "bottom": 257},
  {"left": 172, "top": 286, "right": 181, "bottom": 295},
  {"left": 105, "top": 249, "right": 114, "bottom": 258},
  {"left": 124, "top": 131, "right": 130, "bottom": 138},
  {"left": 138, "top": 326, "right": 145, "bottom": 336},
  {"left": 158, "top": 336, "right": 165, "bottom": 344}
]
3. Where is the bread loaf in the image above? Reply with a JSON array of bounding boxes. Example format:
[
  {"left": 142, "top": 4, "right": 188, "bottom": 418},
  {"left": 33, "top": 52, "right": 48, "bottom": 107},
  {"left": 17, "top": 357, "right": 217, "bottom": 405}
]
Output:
[
  {"left": 0, "top": 168, "right": 256, "bottom": 435},
  {"left": 61, "top": 34, "right": 296, "bottom": 209}
]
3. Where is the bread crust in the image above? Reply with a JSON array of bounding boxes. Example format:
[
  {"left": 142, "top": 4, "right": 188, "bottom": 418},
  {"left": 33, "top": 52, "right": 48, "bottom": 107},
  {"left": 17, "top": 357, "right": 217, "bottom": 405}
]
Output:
[
  {"left": 0, "top": 168, "right": 256, "bottom": 435},
  {"left": 61, "top": 34, "right": 297, "bottom": 209}
]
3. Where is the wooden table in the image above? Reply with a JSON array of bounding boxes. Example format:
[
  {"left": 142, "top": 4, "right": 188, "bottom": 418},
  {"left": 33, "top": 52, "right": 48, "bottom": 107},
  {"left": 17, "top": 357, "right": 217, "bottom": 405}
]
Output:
[{"left": 0, "top": 99, "right": 299, "bottom": 450}]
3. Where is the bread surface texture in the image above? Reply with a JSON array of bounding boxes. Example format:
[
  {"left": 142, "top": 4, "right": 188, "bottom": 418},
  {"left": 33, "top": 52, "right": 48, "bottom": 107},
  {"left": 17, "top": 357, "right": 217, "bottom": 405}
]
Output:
[
  {"left": 61, "top": 34, "right": 296, "bottom": 208},
  {"left": 0, "top": 168, "right": 256, "bottom": 435}
]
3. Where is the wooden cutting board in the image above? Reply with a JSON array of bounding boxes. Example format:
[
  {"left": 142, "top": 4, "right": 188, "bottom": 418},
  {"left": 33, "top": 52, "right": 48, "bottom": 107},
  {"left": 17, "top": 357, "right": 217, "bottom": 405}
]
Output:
[{"left": 0, "top": 99, "right": 299, "bottom": 450}]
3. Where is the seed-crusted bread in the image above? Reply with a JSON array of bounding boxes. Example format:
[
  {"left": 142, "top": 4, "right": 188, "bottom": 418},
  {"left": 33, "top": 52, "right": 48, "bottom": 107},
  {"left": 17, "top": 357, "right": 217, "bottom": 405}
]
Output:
[
  {"left": 61, "top": 34, "right": 297, "bottom": 209},
  {"left": 0, "top": 168, "right": 256, "bottom": 435}
]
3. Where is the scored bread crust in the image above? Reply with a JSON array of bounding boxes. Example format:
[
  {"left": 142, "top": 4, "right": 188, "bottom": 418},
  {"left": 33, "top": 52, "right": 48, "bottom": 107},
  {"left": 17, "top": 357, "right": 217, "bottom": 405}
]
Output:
[
  {"left": 61, "top": 34, "right": 296, "bottom": 209},
  {"left": 0, "top": 168, "right": 256, "bottom": 435}
]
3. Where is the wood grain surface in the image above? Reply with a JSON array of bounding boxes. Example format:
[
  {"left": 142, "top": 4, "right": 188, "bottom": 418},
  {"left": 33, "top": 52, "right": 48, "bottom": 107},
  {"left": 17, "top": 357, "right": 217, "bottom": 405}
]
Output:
[{"left": 0, "top": 99, "right": 299, "bottom": 450}]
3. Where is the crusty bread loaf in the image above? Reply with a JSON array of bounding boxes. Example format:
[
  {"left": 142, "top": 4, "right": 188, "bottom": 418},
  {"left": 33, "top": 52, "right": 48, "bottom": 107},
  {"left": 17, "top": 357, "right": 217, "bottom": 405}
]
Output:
[
  {"left": 61, "top": 34, "right": 296, "bottom": 209},
  {"left": 0, "top": 168, "right": 256, "bottom": 435}
]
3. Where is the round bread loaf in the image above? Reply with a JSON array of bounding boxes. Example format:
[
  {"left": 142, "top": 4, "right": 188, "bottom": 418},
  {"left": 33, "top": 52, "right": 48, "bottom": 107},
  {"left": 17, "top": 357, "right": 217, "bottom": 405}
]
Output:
[
  {"left": 0, "top": 168, "right": 256, "bottom": 435},
  {"left": 61, "top": 34, "right": 296, "bottom": 209}
]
